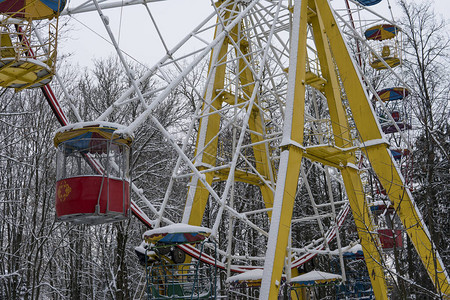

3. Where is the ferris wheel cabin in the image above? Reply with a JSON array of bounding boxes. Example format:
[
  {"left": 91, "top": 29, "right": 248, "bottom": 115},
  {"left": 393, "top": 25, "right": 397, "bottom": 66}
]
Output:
[
  {"left": 365, "top": 24, "right": 402, "bottom": 70},
  {"left": 355, "top": 0, "right": 382, "bottom": 5},
  {"left": 54, "top": 123, "right": 133, "bottom": 225},
  {"left": 0, "top": 0, "right": 65, "bottom": 91},
  {"left": 0, "top": 0, "right": 66, "bottom": 19}
]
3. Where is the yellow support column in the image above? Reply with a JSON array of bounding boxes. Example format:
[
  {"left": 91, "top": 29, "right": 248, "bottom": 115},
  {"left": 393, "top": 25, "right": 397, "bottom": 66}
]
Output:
[
  {"left": 315, "top": 0, "right": 450, "bottom": 296},
  {"left": 182, "top": 6, "right": 230, "bottom": 226},
  {"left": 259, "top": 0, "right": 308, "bottom": 297},
  {"left": 309, "top": 0, "right": 388, "bottom": 298},
  {"left": 184, "top": 8, "right": 275, "bottom": 226},
  {"left": 367, "top": 145, "right": 450, "bottom": 297},
  {"left": 236, "top": 36, "right": 275, "bottom": 212},
  {"left": 341, "top": 167, "right": 388, "bottom": 298}
]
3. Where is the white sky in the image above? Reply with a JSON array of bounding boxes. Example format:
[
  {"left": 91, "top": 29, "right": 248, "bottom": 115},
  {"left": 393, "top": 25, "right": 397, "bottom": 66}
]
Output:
[
  {"left": 58, "top": 0, "right": 449, "bottom": 70},
  {"left": 59, "top": 0, "right": 213, "bottom": 69}
]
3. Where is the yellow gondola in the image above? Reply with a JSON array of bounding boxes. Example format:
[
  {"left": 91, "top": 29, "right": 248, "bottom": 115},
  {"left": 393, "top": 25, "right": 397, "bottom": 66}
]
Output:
[
  {"left": 370, "top": 56, "right": 401, "bottom": 70},
  {"left": 0, "top": 0, "right": 64, "bottom": 90}
]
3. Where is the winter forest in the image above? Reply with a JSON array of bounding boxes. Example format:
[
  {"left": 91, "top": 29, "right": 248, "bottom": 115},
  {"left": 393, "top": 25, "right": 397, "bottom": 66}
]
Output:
[{"left": 0, "top": 0, "right": 449, "bottom": 299}]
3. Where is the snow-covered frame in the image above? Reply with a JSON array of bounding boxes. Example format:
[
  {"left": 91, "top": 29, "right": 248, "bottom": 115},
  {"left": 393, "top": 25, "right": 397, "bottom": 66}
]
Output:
[{"left": 45, "top": 0, "right": 449, "bottom": 298}]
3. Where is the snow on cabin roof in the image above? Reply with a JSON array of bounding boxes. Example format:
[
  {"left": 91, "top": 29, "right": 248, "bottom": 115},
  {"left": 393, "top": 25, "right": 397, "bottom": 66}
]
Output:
[
  {"left": 134, "top": 242, "right": 148, "bottom": 255},
  {"left": 328, "top": 243, "right": 364, "bottom": 256},
  {"left": 370, "top": 200, "right": 393, "bottom": 207},
  {"left": 290, "top": 270, "right": 342, "bottom": 284},
  {"left": 344, "top": 243, "right": 363, "bottom": 254},
  {"left": 134, "top": 244, "right": 155, "bottom": 256},
  {"left": 54, "top": 121, "right": 134, "bottom": 148},
  {"left": 143, "top": 223, "right": 212, "bottom": 238},
  {"left": 55, "top": 121, "right": 131, "bottom": 136},
  {"left": 226, "top": 269, "right": 264, "bottom": 283}
]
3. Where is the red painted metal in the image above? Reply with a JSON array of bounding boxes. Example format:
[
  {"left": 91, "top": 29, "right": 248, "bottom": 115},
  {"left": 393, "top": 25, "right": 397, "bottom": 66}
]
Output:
[
  {"left": 378, "top": 229, "right": 403, "bottom": 249},
  {"left": 56, "top": 176, "right": 130, "bottom": 222},
  {"left": 391, "top": 111, "right": 400, "bottom": 122}
]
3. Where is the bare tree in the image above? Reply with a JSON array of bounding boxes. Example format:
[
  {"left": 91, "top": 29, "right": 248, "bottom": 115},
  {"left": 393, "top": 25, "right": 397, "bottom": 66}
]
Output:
[{"left": 397, "top": 1, "right": 450, "bottom": 298}]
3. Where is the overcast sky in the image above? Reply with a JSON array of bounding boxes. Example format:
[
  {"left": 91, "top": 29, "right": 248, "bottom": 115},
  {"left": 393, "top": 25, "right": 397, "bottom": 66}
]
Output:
[
  {"left": 58, "top": 0, "right": 449, "bottom": 70},
  {"left": 59, "top": 0, "right": 212, "bottom": 69}
]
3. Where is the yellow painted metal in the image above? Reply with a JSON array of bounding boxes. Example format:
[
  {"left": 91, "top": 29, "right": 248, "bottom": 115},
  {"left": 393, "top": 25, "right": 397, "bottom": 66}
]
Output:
[
  {"left": 185, "top": 3, "right": 274, "bottom": 225},
  {"left": 305, "top": 71, "right": 327, "bottom": 91},
  {"left": 314, "top": 0, "right": 383, "bottom": 143},
  {"left": 218, "top": 91, "right": 246, "bottom": 105},
  {"left": 302, "top": 145, "right": 353, "bottom": 168},
  {"left": 316, "top": 0, "right": 450, "bottom": 296},
  {"left": 178, "top": 9, "right": 232, "bottom": 267},
  {"left": 182, "top": 2, "right": 232, "bottom": 227},
  {"left": 0, "top": 34, "right": 15, "bottom": 58},
  {"left": 182, "top": 0, "right": 449, "bottom": 298},
  {"left": 0, "top": 21, "right": 58, "bottom": 91},
  {"left": 290, "top": 268, "right": 305, "bottom": 300},
  {"left": 213, "top": 168, "right": 265, "bottom": 185},
  {"left": 236, "top": 28, "right": 275, "bottom": 213},
  {"left": 284, "top": 70, "right": 328, "bottom": 91},
  {"left": 291, "top": 285, "right": 308, "bottom": 300},
  {"left": 309, "top": 1, "right": 389, "bottom": 298},
  {"left": 0, "top": 59, "right": 53, "bottom": 91},
  {"left": 366, "top": 144, "right": 450, "bottom": 297},
  {"left": 341, "top": 167, "right": 389, "bottom": 299},
  {"left": 54, "top": 125, "right": 133, "bottom": 148},
  {"left": 266, "top": 148, "right": 304, "bottom": 299},
  {"left": 184, "top": 55, "right": 225, "bottom": 226},
  {"left": 261, "top": 0, "right": 308, "bottom": 297},
  {"left": 370, "top": 57, "right": 401, "bottom": 70}
]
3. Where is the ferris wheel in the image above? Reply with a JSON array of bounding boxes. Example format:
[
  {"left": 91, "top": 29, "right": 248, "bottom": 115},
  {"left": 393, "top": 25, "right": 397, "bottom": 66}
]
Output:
[{"left": 0, "top": 0, "right": 448, "bottom": 298}]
